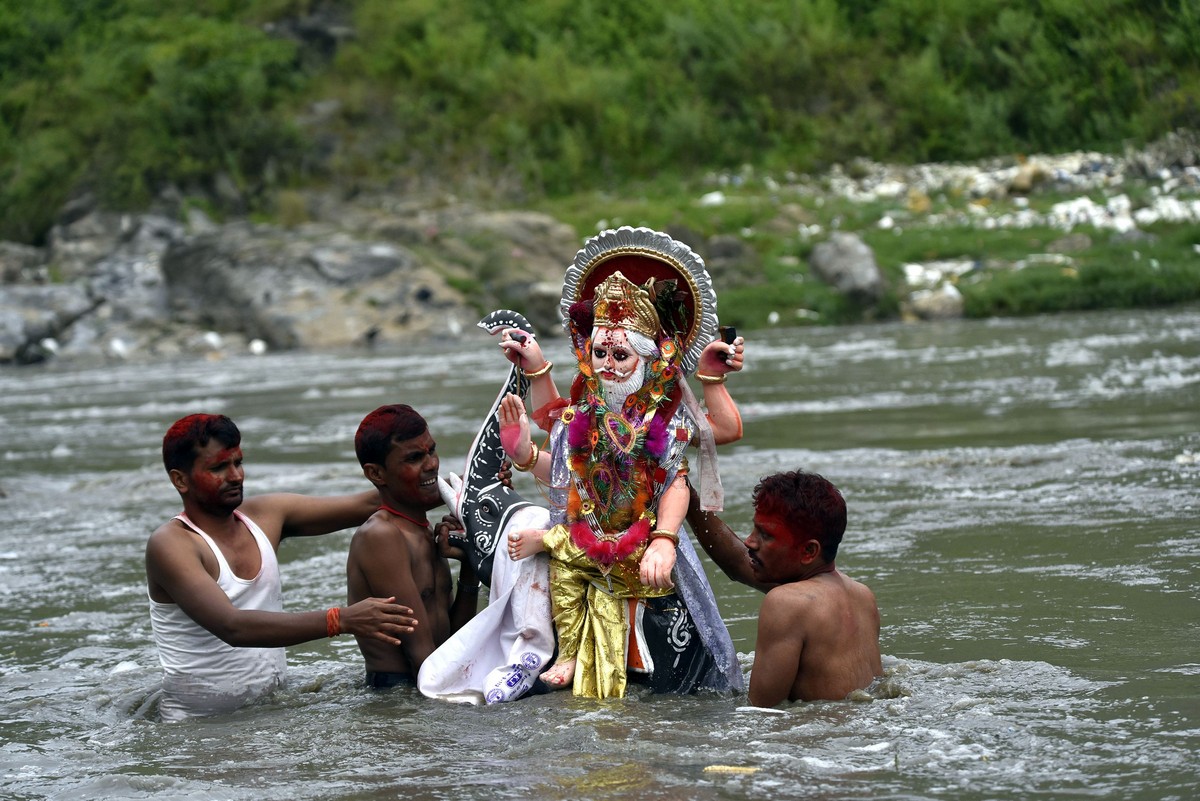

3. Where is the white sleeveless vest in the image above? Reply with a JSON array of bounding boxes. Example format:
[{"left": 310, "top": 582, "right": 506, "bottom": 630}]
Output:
[{"left": 149, "top": 510, "right": 287, "bottom": 722}]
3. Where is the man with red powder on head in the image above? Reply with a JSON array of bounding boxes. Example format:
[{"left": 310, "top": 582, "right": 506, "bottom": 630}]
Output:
[
  {"left": 685, "top": 470, "right": 883, "bottom": 707},
  {"left": 146, "top": 414, "right": 418, "bottom": 722},
  {"left": 345, "top": 404, "right": 482, "bottom": 688}
]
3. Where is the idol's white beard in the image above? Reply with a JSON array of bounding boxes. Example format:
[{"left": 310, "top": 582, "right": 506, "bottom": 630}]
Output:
[{"left": 600, "top": 366, "right": 646, "bottom": 408}]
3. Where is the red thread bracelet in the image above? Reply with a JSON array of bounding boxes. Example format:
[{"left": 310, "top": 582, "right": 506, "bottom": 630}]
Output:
[{"left": 326, "top": 606, "right": 342, "bottom": 638}]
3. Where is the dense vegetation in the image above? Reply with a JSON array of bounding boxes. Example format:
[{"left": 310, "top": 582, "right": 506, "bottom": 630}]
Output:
[
  {"left": 2, "top": 1, "right": 1198, "bottom": 326},
  {"left": 3, "top": 0, "right": 1197, "bottom": 245}
]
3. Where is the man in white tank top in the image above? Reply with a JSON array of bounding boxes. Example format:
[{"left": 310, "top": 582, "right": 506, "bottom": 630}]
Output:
[{"left": 146, "top": 414, "right": 419, "bottom": 722}]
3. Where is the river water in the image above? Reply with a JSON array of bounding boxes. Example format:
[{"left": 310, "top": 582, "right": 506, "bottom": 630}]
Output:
[{"left": 1, "top": 307, "right": 1197, "bottom": 801}]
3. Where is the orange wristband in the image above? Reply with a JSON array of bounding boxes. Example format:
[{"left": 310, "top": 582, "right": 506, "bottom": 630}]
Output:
[{"left": 326, "top": 606, "right": 342, "bottom": 638}]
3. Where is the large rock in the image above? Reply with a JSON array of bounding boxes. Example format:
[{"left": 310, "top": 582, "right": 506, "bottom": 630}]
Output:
[
  {"left": 161, "top": 222, "right": 470, "bottom": 351},
  {"left": 421, "top": 209, "right": 580, "bottom": 334},
  {"left": 0, "top": 285, "right": 101, "bottom": 364},
  {"left": 808, "top": 232, "right": 886, "bottom": 304},
  {"left": 46, "top": 210, "right": 135, "bottom": 282},
  {"left": 1, "top": 198, "right": 592, "bottom": 365},
  {"left": 1, "top": 242, "right": 47, "bottom": 284}
]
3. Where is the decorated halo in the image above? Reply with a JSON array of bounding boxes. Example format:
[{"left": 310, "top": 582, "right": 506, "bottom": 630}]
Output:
[{"left": 559, "top": 226, "right": 718, "bottom": 374}]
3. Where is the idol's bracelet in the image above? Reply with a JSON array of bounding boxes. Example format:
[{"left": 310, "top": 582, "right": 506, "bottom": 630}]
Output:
[
  {"left": 520, "top": 360, "right": 553, "bottom": 379},
  {"left": 696, "top": 372, "right": 727, "bottom": 384},
  {"left": 513, "top": 442, "right": 540, "bottom": 472},
  {"left": 650, "top": 529, "right": 680, "bottom": 545}
]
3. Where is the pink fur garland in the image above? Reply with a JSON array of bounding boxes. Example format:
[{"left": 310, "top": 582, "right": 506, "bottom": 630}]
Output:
[
  {"left": 567, "top": 407, "right": 591, "bottom": 449},
  {"left": 643, "top": 414, "right": 669, "bottom": 459},
  {"left": 570, "top": 517, "right": 651, "bottom": 567}
]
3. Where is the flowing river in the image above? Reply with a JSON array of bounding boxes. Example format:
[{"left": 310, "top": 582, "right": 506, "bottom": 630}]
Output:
[{"left": 1, "top": 306, "right": 1197, "bottom": 801}]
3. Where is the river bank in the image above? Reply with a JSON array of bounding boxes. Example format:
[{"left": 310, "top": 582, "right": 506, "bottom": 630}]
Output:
[{"left": 2, "top": 132, "right": 1198, "bottom": 367}]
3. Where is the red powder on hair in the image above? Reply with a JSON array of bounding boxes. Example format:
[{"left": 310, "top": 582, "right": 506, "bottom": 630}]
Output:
[
  {"left": 164, "top": 414, "right": 222, "bottom": 448},
  {"left": 355, "top": 404, "right": 428, "bottom": 466}
]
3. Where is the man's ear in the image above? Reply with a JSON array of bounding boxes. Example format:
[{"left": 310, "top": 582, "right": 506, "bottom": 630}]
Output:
[
  {"left": 797, "top": 538, "right": 821, "bottom": 564},
  {"left": 169, "top": 468, "right": 189, "bottom": 494},
  {"left": 362, "top": 463, "right": 386, "bottom": 486}
]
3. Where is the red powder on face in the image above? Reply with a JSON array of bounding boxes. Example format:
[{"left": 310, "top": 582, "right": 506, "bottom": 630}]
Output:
[
  {"left": 192, "top": 445, "right": 241, "bottom": 489},
  {"left": 591, "top": 328, "right": 638, "bottom": 379},
  {"left": 753, "top": 511, "right": 799, "bottom": 549}
]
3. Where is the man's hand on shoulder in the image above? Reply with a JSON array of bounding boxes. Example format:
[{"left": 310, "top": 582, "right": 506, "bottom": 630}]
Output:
[{"left": 339, "top": 597, "right": 418, "bottom": 646}]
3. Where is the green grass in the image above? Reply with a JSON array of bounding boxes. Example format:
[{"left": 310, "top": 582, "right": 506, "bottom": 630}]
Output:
[
  {"left": 959, "top": 223, "right": 1200, "bottom": 317},
  {"left": 531, "top": 178, "right": 1200, "bottom": 328}
]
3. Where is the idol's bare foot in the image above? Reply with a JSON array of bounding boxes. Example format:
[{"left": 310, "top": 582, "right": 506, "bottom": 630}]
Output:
[
  {"left": 540, "top": 658, "right": 576, "bottom": 689},
  {"left": 507, "top": 528, "right": 547, "bottom": 561}
]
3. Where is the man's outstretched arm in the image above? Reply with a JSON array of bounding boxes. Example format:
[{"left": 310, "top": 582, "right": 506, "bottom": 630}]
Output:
[{"left": 684, "top": 482, "right": 773, "bottom": 592}]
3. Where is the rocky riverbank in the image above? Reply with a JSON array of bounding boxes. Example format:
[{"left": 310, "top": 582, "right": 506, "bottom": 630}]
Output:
[
  {"left": 0, "top": 199, "right": 581, "bottom": 366},
  {"left": 2, "top": 132, "right": 1197, "bottom": 367}
]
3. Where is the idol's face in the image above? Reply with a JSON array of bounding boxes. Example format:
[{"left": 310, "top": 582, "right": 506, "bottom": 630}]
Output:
[{"left": 590, "top": 327, "right": 641, "bottom": 384}]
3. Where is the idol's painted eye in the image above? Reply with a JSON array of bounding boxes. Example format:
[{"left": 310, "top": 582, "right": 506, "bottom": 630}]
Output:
[
  {"left": 592, "top": 348, "right": 607, "bottom": 360},
  {"left": 613, "top": 350, "right": 630, "bottom": 362}
]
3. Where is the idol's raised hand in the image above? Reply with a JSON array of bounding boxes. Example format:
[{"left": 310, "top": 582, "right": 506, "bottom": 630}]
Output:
[
  {"left": 498, "top": 392, "right": 533, "bottom": 466},
  {"left": 697, "top": 334, "right": 745, "bottom": 377},
  {"left": 695, "top": 334, "right": 745, "bottom": 445},
  {"left": 498, "top": 327, "right": 548, "bottom": 373}
]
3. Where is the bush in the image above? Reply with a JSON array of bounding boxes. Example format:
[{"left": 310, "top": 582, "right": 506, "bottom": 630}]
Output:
[
  {"left": 0, "top": 3, "right": 303, "bottom": 241},
  {"left": 2, "top": 1, "right": 1198, "bottom": 242}
]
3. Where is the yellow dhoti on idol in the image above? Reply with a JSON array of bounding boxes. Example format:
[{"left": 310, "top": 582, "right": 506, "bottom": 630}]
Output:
[{"left": 542, "top": 523, "right": 673, "bottom": 699}]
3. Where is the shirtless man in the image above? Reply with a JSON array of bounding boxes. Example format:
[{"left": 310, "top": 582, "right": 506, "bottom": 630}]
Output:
[
  {"left": 686, "top": 470, "right": 882, "bottom": 706},
  {"left": 346, "top": 404, "right": 482, "bottom": 688},
  {"left": 146, "top": 413, "right": 417, "bottom": 723}
]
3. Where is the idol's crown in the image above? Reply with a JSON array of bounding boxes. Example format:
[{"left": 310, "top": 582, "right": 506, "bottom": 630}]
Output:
[{"left": 592, "top": 272, "right": 661, "bottom": 339}]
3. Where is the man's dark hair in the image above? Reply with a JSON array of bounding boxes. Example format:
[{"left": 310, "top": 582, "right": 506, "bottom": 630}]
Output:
[
  {"left": 162, "top": 414, "right": 241, "bottom": 474},
  {"left": 752, "top": 470, "right": 847, "bottom": 562},
  {"left": 355, "top": 404, "right": 428, "bottom": 467}
]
